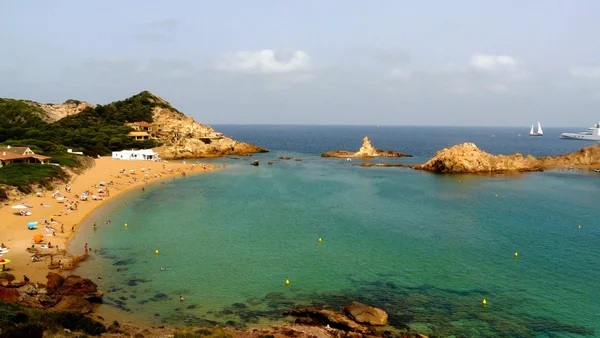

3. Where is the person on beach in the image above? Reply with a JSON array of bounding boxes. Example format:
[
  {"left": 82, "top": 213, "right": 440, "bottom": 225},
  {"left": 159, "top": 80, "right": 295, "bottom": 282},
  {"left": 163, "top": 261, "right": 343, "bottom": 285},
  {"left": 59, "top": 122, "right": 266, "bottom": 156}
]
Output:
[
  {"left": 61, "top": 224, "right": 64, "bottom": 233},
  {"left": 84, "top": 243, "right": 88, "bottom": 254}
]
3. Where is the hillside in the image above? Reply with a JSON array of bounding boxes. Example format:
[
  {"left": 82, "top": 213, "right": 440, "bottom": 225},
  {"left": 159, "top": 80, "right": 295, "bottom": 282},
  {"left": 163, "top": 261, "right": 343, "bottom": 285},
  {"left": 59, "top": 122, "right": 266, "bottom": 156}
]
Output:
[{"left": 0, "top": 91, "right": 267, "bottom": 158}]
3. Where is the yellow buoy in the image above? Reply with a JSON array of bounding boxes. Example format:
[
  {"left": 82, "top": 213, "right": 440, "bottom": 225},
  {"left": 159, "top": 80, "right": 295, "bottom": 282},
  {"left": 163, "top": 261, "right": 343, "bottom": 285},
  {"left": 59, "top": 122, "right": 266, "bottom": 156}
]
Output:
[
  {"left": 495, "top": 194, "right": 498, "bottom": 198},
  {"left": 124, "top": 222, "right": 128, "bottom": 227},
  {"left": 155, "top": 249, "right": 159, "bottom": 255},
  {"left": 285, "top": 279, "right": 290, "bottom": 286},
  {"left": 318, "top": 237, "right": 322, "bottom": 243},
  {"left": 482, "top": 299, "right": 487, "bottom": 306},
  {"left": 578, "top": 225, "right": 581, "bottom": 229},
  {"left": 514, "top": 252, "right": 519, "bottom": 258}
]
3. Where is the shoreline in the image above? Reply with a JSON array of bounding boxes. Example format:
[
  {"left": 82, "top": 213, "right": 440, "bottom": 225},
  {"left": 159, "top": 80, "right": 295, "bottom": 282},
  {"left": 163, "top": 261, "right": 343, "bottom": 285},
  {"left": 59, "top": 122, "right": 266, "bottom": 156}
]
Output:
[{"left": 0, "top": 157, "right": 221, "bottom": 285}]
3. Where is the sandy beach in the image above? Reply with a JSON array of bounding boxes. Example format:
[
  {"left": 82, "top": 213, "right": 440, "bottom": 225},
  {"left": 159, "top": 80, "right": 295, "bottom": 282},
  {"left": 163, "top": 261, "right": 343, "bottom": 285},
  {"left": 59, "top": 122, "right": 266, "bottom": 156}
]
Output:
[{"left": 0, "top": 157, "right": 219, "bottom": 284}]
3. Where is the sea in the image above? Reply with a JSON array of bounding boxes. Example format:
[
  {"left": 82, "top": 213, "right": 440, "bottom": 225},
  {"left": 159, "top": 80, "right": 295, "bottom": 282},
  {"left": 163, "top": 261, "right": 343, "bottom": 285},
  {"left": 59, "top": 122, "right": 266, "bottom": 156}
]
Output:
[{"left": 68, "top": 126, "right": 600, "bottom": 337}]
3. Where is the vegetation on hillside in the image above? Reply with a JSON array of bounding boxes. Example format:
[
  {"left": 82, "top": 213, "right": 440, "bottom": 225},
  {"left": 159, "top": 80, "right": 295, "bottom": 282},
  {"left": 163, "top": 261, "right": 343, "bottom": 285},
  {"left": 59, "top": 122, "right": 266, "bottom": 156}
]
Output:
[
  {"left": 0, "top": 91, "right": 172, "bottom": 157},
  {"left": 0, "top": 300, "right": 106, "bottom": 337},
  {"left": 0, "top": 163, "right": 70, "bottom": 194}
]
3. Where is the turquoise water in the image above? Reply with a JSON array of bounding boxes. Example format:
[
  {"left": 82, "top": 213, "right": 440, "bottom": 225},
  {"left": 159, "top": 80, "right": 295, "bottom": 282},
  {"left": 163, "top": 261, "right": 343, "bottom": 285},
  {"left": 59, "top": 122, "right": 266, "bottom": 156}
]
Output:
[{"left": 69, "top": 152, "right": 600, "bottom": 337}]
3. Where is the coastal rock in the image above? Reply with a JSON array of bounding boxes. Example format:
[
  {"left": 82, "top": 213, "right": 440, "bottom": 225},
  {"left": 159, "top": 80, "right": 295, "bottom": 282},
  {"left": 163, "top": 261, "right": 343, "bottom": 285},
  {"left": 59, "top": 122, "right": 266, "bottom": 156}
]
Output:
[
  {"left": 0, "top": 285, "right": 21, "bottom": 303},
  {"left": 322, "top": 136, "right": 411, "bottom": 158},
  {"left": 150, "top": 104, "right": 268, "bottom": 159},
  {"left": 52, "top": 295, "right": 94, "bottom": 314},
  {"left": 286, "top": 308, "right": 369, "bottom": 333},
  {"left": 46, "top": 272, "right": 65, "bottom": 294},
  {"left": 342, "top": 301, "right": 388, "bottom": 326},
  {"left": 413, "top": 142, "right": 600, "bottom": 173},
  {"left": 17, "top": 283, "right": 56, "bottom": 308},
  {"left": 0, "top": 272, "right": 16, "bottom": 283},
  {"left": 55, "top": 275, "right": 103, "bottom": 302}
]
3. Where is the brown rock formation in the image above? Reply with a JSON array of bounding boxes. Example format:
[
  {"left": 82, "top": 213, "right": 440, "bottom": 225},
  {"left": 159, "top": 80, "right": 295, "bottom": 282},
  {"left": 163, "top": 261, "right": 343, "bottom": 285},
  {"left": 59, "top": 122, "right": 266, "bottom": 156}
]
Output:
[
  {"left": 150, "top": 105, "right": 268, "bottom": 159},
  {"left": 322, "top": 136, "right": 411, "bottom": 158},
  {"left": 342, "top": 301, "right": 388, "bottom": 326},
  {"left": 38, "top": 100, "right": 94, "bottom": 122},
  {"left": 0, "top": 273, "right": 102, "bottom": 312},
  {"left": 52, "top": 295, "right": 94, "bottom": 314},
  {"left": 46, "top": 272, "right": 65, "bottom": 294},
  {"left": 286, "top": 308, "right": 370, "bottom": 333},
  {"left": 413, "top": 142, "right": 600, "bottom": 173}
]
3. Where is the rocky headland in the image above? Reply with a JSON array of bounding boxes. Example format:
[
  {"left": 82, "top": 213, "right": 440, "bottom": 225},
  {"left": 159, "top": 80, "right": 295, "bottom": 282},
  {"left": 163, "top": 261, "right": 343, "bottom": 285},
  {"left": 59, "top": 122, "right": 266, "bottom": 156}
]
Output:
[
  {"left": 147, "top": 95, "right": 268, "bottom": 159},
  {"left": 322, "top": 136, "right": 411, "bottom": 158},
  {"left": 413, "top": 142, "right": 600, "bottom": 173},
  {"left": 1, "top": 91, "right": 268, "bottom": 160}
]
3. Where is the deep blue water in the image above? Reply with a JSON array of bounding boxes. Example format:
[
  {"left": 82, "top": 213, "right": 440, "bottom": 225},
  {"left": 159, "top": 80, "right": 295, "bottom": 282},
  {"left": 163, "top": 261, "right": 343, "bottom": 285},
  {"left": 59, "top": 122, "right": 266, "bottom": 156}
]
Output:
[
  {"left": 212, "top": 125, "right": 591, "bottom": 158},
  {"left": 69, "top": 126, "right": 600, "bottom": 337}
]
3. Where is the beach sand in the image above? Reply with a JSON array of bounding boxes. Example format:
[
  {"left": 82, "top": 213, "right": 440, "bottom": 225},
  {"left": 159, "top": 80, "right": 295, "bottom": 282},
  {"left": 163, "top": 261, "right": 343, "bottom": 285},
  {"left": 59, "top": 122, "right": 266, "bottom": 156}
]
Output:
[{"left": 0, "top": 157, "right": 219, "bottom": 284}]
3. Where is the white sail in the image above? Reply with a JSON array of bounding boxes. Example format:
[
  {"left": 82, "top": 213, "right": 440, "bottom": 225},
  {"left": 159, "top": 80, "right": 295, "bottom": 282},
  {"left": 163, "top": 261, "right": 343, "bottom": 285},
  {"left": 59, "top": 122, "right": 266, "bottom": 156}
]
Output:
[
  {"left": 537, "top": 121, "right": 543, "bottom": 135},
  {"left": 529, "top": 125, "right": 534, "bottom": 135}
]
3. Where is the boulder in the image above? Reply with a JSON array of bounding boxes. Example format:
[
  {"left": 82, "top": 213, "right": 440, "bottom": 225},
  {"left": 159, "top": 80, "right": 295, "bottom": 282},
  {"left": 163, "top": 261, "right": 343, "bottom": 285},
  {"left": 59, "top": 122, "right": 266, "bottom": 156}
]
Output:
[
  {"left": 342, "top": 301, "right": 388, "bottom": 326},
  {"left": 0, "top": 286, "right": 20, "bottom": 303},
  {"left": 0, "top": 272, "right": 15, "bottom": 282},
  {"left": 46, "top": 272, "right": 65, "bottom": 294},
  {"left": 285, "top": 308, "right": 368, "bottom": 333},
  {"left": 52, "top": 295, "right": 94, "bottom": 314},
  {"left": 54, "top": 275, "right": 103, "bottom": 303}
]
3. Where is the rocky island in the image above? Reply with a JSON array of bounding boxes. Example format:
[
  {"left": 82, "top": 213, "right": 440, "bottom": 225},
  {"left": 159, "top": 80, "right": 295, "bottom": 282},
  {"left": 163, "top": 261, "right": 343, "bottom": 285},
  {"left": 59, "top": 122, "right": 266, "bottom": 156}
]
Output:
[
  {"left": 413, "top": 142, "right": 600, "bottom": 173},
  {"left": 322, "top": 136, "right": 411, "bottom": 158}
]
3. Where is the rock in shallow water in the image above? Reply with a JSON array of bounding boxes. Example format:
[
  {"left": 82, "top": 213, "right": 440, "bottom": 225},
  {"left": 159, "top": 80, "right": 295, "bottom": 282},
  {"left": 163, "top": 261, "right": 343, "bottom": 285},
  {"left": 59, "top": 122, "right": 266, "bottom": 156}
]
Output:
[{"left": 342, "top": 301, "right": 388, "bottom": 326}]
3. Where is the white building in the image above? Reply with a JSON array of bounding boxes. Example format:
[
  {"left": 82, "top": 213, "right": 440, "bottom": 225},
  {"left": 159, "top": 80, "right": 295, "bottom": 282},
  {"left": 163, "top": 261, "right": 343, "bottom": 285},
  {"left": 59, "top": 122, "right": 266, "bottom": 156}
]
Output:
[{"left": 112, "top": 149, "right": 160, "bottom": 161}]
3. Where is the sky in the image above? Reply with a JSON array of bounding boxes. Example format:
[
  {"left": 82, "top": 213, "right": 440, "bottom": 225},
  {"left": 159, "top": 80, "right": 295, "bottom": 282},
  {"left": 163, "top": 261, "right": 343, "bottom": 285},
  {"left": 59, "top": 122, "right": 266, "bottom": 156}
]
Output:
[{"left": 1, "top": 0, "right": 600, "bottom": 126}]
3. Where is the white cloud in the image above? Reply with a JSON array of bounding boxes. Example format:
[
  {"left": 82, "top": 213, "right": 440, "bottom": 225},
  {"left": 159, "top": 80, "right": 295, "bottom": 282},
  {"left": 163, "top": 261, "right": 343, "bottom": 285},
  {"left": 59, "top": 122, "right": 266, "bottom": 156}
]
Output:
[
  {"left": 570, "top": 66, "right": 600, "bottom": 79},
  {"left": 470, "top": 54, "right": 517, "bottom": 72},
  {"left": 215, "top": 49, "right": 310, "bottom": 74}
]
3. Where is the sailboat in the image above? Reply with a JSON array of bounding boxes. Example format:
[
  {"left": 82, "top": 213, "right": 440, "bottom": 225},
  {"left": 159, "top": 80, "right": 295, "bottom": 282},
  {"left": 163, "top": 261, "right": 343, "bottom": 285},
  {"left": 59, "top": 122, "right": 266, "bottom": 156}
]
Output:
[{"left": 529, "top": 121, "right": 543, "bottom": 137}]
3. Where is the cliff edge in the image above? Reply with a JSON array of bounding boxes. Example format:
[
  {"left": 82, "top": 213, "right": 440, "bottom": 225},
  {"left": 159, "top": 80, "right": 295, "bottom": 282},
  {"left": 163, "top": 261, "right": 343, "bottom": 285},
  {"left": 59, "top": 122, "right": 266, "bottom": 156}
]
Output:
[
  {"left": 413, "top": 142, "right": 600, "bottom": 173},
  {"left": 322, "top": 136, "right": 411, "bottom": 158},
  {"left": 151, "top": 104, "right": 267, "bottom": 159}
]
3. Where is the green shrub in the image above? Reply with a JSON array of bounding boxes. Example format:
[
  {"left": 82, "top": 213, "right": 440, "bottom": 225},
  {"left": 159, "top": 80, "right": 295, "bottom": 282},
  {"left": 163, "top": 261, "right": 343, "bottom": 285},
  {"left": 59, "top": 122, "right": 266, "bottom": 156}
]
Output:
[
  {"left": 51, "top": 311, "right": 106, "bottom": 336},
  {"left": 0, "top": 163, "right": 69, "bottom": 193},
  {"left": 0, "top": 322, "right": 44, "bottom": 338}
]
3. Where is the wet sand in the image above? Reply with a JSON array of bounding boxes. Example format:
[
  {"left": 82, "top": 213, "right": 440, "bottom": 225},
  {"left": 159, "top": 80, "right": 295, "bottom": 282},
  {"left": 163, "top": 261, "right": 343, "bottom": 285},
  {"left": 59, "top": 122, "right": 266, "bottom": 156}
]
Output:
[{"left": 0, "top": 157, "right": 218, "bottom": 284}]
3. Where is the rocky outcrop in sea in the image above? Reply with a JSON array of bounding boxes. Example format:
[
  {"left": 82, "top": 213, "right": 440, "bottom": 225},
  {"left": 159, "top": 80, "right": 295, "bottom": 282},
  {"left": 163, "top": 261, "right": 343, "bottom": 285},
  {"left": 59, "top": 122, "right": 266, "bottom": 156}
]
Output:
[
  {"left": 322, "top": 136, "right": 411, "bottom": 158},
  {"left": 413, "top": 142, "right": 600, "bottom": 173}
]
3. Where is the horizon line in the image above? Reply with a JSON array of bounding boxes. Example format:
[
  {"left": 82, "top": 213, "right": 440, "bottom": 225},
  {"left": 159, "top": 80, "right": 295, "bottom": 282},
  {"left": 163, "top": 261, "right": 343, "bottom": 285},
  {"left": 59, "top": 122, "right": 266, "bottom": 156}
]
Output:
[{"left": 209, "top": 123, "right": 587, "bottom": 128}]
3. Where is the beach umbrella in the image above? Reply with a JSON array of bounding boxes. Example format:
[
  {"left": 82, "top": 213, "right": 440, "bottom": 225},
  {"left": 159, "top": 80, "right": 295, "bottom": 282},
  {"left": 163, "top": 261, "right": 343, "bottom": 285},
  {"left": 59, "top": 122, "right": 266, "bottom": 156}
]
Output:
[
  {"left": 33, "top": 234, "right": 44, "bottom": 243},
  {"left": 11, "top": 205, "right": 30, "bottom": 209},
  {"left": 0, "top": 259, "right": 10, "bottom": 271},
  {"left": 27, "top": 221, "right": 38, "bottom": 230}
]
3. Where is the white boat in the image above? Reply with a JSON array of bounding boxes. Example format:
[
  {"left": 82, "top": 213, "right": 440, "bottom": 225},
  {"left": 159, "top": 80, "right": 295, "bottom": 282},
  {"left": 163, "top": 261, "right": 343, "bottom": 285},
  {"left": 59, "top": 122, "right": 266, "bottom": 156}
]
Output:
[
  {"left": 529, "top": 121, "right": 543, "bottom": 137},
  {"left": 560, "top": 122, "right": 600, "bottom": 141}
]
